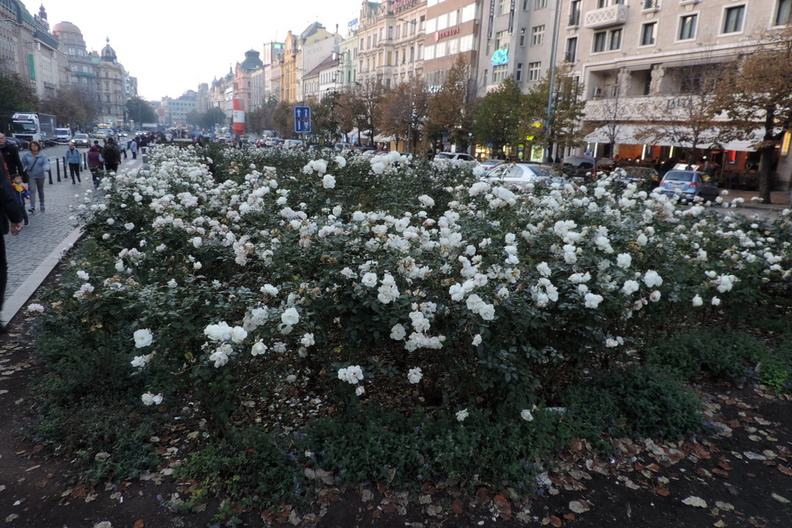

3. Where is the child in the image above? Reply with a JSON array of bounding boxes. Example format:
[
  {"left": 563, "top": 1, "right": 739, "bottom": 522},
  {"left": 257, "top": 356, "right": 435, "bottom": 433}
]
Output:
[{"left": 11, "top": 174, "right": 30, "bottom": 225}]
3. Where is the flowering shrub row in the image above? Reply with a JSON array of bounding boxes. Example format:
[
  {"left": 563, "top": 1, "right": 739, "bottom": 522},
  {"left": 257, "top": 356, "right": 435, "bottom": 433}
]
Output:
[{"left": 51, "top": 145, "right": 792, "bottom": 430}]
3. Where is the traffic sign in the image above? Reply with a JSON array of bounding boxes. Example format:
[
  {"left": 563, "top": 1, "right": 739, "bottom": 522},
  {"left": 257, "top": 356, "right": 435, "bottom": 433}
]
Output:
[{"left": 294, "top": 106, "right": 311, "bottom": 133}]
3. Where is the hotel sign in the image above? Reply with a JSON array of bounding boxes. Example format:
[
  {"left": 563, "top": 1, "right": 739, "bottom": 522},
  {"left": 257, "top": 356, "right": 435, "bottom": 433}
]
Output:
[
  {"left": 390, "top": 0, "right": 417, "bottom": 14},
  {"left": 435, "top": 27, "right": 461, "bottom": 41}
]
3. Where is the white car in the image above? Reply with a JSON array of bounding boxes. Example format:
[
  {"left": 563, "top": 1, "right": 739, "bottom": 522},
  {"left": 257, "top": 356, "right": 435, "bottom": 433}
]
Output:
[
  {"left": 485, "top": 163, "right": 565, "bottom": 187},
  {"left": 434, "top": 151, "right": 477, "bottom": 162}
]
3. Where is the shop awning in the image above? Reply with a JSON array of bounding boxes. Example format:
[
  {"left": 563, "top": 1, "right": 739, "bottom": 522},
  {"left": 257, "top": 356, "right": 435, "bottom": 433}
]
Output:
[{"left": 584, "top": 124, "right": 768, "bottom": 152}]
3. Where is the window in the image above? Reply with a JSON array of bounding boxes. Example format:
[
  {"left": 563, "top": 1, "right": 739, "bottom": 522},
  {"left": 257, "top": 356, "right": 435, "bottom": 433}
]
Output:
[
  {"left": 535, "top": 0, "right": 547, "bottom": 8},
  {"left": 519, "top": 28, "right": 526, "bottom": 46},
  {"left": 678, "top": 14, "right": 698, "bottom": 40},
  {"left": 640, "top": 22, "right": 656, "bottom": 46},
  {"left": 492, "top": 64, "right": 509, "bottom": 83},
  {"left": 498, "top": 0, "right": 509, "bottom": 15},
  {"left": 569, "top": 0, "right": 581, "bottom": 26},
  {"left": 516, "top": 63, "right": 523, "bottom": 82},
  {"left": 609, "top": 28, "right": 622, "bottom": 50},
  {"left": 722, "top": 5, "right": 745, "bottom": 34},
  {"left": 593, "top": 31, "right": 607, "bottom": 52},
  {"left": 528, "top": 61, "right": 541, "bottom": 81},
  {"left": 495, "top": 30, "right": 510, "bottom": 50},
  {"left": 531, "top": 25, "right": 545, "bottom": 46},
  {"left": 776, "top": 0, "right": 792, "bottom": 25},
  {"left": 565, "top": 37, "right": 578, "bottom": 62}
]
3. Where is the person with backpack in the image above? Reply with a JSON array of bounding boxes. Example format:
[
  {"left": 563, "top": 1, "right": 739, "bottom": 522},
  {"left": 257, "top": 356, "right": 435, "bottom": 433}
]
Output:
[
  {"left": 102, "top": 137, "right": 122, "bottom": 173},
  {"left": 87, "top": 143, "right": 104, "bottom": 188}
]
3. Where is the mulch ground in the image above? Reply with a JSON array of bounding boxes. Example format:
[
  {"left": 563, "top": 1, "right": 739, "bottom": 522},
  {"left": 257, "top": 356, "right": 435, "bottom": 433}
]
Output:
[{"left": 1, "top": 300, "right": 791, "bottom": 527}]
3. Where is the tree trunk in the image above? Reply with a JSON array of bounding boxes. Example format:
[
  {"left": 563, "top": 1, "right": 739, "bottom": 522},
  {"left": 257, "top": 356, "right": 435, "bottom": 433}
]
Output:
[{"left": 758, "top": 146, "right": 774, "bottom": 204}]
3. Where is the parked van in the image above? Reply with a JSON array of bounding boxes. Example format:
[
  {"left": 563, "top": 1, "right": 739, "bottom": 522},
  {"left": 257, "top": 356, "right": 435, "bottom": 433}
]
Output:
[{"left": 54, "top": 128, "right": 72, "bottom": 144}]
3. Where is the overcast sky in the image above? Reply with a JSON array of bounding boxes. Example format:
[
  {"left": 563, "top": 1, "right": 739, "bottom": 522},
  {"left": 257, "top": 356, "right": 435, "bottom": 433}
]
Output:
[{"left": 24, "top": 1, "right": 360, "bottom": 100}]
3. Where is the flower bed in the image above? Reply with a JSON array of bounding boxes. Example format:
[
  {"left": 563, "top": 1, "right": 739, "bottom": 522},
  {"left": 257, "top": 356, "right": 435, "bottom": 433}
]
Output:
[{"left": 28, "top": 145, "right": 792, "bottom": 514}]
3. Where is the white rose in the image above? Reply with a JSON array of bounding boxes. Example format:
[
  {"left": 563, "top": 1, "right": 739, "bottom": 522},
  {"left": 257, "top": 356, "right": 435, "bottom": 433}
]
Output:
[
  {"left": 281, "top": 307, "right": 300, "bottom": 326},
  {"left": 133, "top": 328, "right": 153, "bottom": 348}
]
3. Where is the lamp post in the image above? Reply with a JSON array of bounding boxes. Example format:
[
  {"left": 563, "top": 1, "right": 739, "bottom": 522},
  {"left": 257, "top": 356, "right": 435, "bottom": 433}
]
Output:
[
  {"left": 544, "top": 0, "right": 563, "bottom": 163},
  {"left": 397, "top": 17, "right": 418, "bottom": 154}
]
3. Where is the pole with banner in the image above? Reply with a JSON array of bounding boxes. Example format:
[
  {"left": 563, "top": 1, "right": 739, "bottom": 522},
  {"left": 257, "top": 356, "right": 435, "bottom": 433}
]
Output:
[
  {"left": 233, "top": 98, "right": 245, "bottom": 146},
  {"left": 294, "top": 105, "right": 311, "bottom": 144}
]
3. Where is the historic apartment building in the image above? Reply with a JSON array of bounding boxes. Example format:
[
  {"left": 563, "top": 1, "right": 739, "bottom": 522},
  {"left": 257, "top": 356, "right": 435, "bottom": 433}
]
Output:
[{"left": 561, "top": 0, "right": 791, "bottom": 186}]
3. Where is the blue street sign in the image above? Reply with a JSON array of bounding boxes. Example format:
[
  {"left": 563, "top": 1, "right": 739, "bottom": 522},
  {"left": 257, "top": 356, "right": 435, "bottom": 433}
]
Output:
[{"left": 294, "top": 106, "right": 312, "bottom": 133}]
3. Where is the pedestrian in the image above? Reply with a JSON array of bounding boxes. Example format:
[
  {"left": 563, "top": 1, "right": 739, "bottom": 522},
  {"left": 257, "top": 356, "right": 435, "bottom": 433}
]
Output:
[
  {"left": 65, "top": 141, "right": 82, "bottom": 184},
  {"left": 87, "top": 144, "right": 104, "bottom": 188},
  {"left": 10, "top": 173, "right": 29, "bottom": 226},
  {"left": 129, "top": 138, "right": 138, "bottom": 159},
  {"left": 20, "top": 141, "right": 50, "bottom": 213},
  {"left": 0, "top": 153, "right": 25, "bottom": 323},
  {"left": 102, "top": 137, "right": 122, "bottom": 174},
  {"left": 0, "top": 133, "right": 24, "bottom": 180}
]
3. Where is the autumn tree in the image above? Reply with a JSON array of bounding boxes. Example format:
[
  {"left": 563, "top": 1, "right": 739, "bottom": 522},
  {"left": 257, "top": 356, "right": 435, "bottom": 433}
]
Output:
[
  {"left": 472, "top": 76, "right": 527, "bottom": 155},
  {"left": 126, "top": 96, "right": 157, "bottom": 127},
  {"left": 349, "top": 78, "right": 386, "bottom": 145},
  {"left": 39, "top": 86, "right": 99, "bottom": 131},
  {"left": 273, "top": 100, "right": 294, "bottom": 138},
  {"left": 714, "top": 29, "right": 792, "bottom": 203},
  {"left": 0, "top": 73, "right": 37, "bottom": 132},
  {"left": 427, "top": 56, "right": 475, "bottom": 152},
  {"left": 525, "top": 64, "right": 586, "bottom": 158},
  {"left": 247, "top": 96, "right": 278, "bottom": 134},
  {"left": 378, "top": 76, "right": 429, "bottom": 153},
  {"left": 639, "top": 62, "right": 731, "bottom": 164}
]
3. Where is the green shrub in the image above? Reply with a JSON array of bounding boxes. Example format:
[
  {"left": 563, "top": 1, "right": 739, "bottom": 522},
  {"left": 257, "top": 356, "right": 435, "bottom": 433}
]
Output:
[{"left": 561, "top": 365, "right": 703, "bottom": 441}]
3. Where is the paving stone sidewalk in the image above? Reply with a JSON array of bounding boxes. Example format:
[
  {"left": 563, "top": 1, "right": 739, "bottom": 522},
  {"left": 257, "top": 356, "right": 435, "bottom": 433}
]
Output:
[{"left": 1, "top": 155, "right": 142, "bottom": 324}]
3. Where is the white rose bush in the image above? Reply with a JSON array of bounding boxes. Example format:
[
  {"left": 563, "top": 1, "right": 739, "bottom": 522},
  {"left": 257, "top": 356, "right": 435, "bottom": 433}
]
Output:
[{"left": 31, "top": 144, "right": 792, "bottom": 511}]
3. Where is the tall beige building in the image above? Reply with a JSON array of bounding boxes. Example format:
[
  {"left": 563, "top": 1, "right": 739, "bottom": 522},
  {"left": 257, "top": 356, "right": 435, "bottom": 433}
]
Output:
[{"left": 562, "top": 0, "right": 791, "bottom": 187}]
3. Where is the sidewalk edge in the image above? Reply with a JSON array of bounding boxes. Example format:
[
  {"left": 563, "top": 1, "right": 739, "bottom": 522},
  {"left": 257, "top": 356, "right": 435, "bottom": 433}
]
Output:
[{"left": 1, "top": 226, "right": 83, "bottom": 326}]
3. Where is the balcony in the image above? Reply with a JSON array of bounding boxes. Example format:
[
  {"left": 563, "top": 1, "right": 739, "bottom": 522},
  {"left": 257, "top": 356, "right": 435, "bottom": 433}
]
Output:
[{"left": 584, "top": 4, "right": 629, "bottom": 29}]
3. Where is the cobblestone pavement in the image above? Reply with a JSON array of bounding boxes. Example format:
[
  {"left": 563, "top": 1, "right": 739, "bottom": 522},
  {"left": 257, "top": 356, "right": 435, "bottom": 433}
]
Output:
[{"left": 3, "top": 145, "right": 142, "bottom": 308}]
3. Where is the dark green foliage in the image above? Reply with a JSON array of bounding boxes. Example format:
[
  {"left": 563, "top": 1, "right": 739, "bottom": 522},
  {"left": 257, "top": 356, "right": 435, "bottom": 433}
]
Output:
[{"left": 561, "top": 365, "right": 703, "bottom": 441}]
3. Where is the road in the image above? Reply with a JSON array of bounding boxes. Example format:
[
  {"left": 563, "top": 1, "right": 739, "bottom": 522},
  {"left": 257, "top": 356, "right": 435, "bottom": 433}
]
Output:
[{"left": 1, "top": 142, "right": 142, "bottom": 324}]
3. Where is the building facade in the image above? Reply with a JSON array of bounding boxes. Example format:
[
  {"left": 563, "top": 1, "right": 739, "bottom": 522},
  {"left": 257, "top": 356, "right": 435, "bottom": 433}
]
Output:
[{"left": 562, "top": 0, "right": 791, "bottom": 187}]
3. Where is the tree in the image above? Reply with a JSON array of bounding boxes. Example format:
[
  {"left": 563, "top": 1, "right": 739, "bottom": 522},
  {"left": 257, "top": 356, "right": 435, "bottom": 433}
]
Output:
[
  {"left": 306, "top": 92, "right": 343, "bottom": 143},
  {"left": 352, "top": 79, "right": 386, "bottom": 145},
  {"left": 472, "top": 76, "right": 527, "bottom": 155},
  {"left": 714, "top": 29, "right": 792, "bottom": 203},
  {"left": 378, "top": 76, "right": 429, "bottom": 153},
  {"left": 525, "top": 64, "right": 587, "bottom": 159},
  {"left": 639, "top": 62, "right": 732, "bottom": 164},
  {"left": 0, "top": 73, "right": 36, "bottom": 132},
  {"left": 247, "top": 96, "right": 279, "bottom": 135},
  {"left": 126, "top": 96, "right": 157, "bottom": 126},
  {"left": 427, "top": 57, "right": 475, "bottom": 152},
  {"left": 273, "top": 101, "right": 294, "bottom": 138},
  {"left": 336, "top": 89, "right": 365, "bottom": 144},
  {"left": 39, "top": 86, "right": 98, "bottom": 131}
]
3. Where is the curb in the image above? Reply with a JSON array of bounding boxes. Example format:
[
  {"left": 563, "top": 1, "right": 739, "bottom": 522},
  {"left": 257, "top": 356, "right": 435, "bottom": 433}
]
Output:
[{"left": 1, "top": 226, "right": 82, "bottom": 327}]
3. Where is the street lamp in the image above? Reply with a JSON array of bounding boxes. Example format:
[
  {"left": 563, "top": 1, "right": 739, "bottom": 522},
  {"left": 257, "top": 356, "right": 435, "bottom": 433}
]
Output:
[
  {"left": 544, "top": 0, "right": 563, "bottom": 163},
  {"left": 397, "top": 18, "right": 418, "bottom": 154}
]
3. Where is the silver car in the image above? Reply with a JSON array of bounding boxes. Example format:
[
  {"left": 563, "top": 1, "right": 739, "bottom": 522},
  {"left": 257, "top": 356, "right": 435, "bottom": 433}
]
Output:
[
  {"left": 485, "top": 163, "right": 565, "bottom": 187},
  {"left": 658, "top": 170, "right": 720, "bottom": 202}
]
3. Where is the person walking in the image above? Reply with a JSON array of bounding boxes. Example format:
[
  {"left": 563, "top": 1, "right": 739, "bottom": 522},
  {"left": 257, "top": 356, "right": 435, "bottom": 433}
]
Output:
[
  {"left": 129, "top": 138, "right": 138, "bottom": 159},
  {"left": 65, "top": 141, "right": 82, "bottom": 184},
  {"left": 0, "top": 153, "right": 25, "bottom": 323},
  {"left": 102, "top": 137, "right": 121, "bottom": 174},
  {"left": 10, "top": 174, "right": 29, "bottom": 226},
  {"left": 0, "top": 133, "right": 24, "bottom": 179},
  {"left": 20, "top": 141, "right": 50, "bottom": 212},
  {"left": 87, "top": 144, "right": 104, "bottom": 188}
]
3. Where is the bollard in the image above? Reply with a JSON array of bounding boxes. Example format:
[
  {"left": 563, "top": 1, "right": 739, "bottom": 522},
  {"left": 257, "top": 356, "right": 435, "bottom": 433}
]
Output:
[{"left": 48, "top": 168, "right": 53, "bottom": 184}]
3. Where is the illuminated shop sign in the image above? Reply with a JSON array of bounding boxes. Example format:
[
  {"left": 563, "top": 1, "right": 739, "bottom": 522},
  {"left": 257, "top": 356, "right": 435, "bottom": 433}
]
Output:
[
  {"left": 435, "top": 27, "right": 461, "bottom": 41},
  {"left": 491, "top": 48, "right": 509, "bottom": 66}
]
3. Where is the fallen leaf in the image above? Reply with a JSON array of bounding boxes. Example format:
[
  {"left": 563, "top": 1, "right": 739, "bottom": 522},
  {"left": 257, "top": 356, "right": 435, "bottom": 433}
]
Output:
[
  {"left": 655, "top": 487, "right": 671, "bottom": 497},
  {"left": 777, "top": 465, "right": 792, "bottom": 476},
  {"left": 771, "top": 492, "right": 790, "bottom": 504},
  {"left": 132, "top": 520, "right": 145, "bottom": 528},
  {"left": 549, "top": 514, "right": 563, "bottom": 527},
  {"left": 682, "top": 496, "right": 708, "bottom": 508},
  {"left": 569, "top": 500, "right": 589, "bottom": 513}
]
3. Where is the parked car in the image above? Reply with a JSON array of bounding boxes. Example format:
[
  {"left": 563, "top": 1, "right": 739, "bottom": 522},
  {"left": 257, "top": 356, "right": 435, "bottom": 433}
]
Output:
[
  {"left": 480, "top": 159, "right": 504, "bottom": 170},
  {"left": 72, "top": 133, "right": 91, "bottom": 148},
  {"left": 283, "top": 139, "right": 305, "bottom": 149},
  {"left": 658, "top": 170, "right": 720, "bottom": 202},
  {"left": 434, "top": 151, "right": 477, "bottom": 162},
  {"left": 484, "top": 162, "right": 565, "bottom": 188},
  {"left": 334, "top": 142, "right": 353, "bottom": 152},
  {"left": 613, "top": 166, "right": 660, "bottom": 188},
  {"left": 561, "top": 156, "right": 613, "bottom": 179}
]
